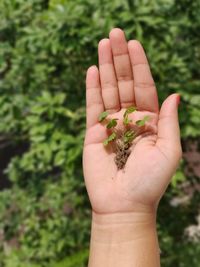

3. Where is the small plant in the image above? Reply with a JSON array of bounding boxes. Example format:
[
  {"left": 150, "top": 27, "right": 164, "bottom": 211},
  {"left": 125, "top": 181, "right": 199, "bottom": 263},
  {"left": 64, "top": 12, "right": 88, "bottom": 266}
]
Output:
[{"left": 98, "top": 107, "right": 150, "bottom": 169}]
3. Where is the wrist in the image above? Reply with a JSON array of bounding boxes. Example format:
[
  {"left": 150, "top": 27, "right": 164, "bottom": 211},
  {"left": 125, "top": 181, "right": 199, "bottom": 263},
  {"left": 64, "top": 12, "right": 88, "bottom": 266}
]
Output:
[
  {"left": 91, "top": 211, "right": 157, "bottom": 244},
  {"left": 89, "top": 211, "right": 160, "bottom": 267}
]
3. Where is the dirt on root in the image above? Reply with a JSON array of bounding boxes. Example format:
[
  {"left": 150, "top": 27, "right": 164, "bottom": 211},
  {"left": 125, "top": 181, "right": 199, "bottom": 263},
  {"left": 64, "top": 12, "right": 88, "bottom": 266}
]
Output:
[{"left": 114, "top": 139, "right": 132, "bottom": 169}]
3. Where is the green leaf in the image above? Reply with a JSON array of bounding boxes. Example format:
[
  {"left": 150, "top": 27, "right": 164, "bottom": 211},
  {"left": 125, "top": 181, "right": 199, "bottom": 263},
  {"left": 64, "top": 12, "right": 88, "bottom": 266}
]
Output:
[
  {"left": 103, "top": 139, "right": 109, "bottom": 146},
  {"left": 136, "top": 116, "right": 150, "bottom": 127},
  {"left": 108, "top": 132, "right": 117, "bottom": 141},
  {"left": 123, "top": 129, "right": 135, "bottom": 143},
  {"left": 171, "top": 169, "right": 186, "bottom": 188},
  {"left": 123, "top": 116, "right": 132, "bottom": 125},
  {"left": 52, "top": 249, "right": 89, "bottom": 267},
  {"left": 54, "top": 150, "right": 66, "bottom": 166},
  {"left": 103, "top": 132, "right": 117, "bottom": 146},
  {"left": 123, "top": 106, "right": 136, "bottom": 117},
  {"left": 106, "top": 118, "right": 118, "bottom": 129},
  {"left": 124, "top": 129, "right": 135, "bottom": 137},
  {"left": 98, "top": 111, "right": 108, "bottom": 122},
  {"left": 123, "top": 106, "right": 135, "bottom": 125}
]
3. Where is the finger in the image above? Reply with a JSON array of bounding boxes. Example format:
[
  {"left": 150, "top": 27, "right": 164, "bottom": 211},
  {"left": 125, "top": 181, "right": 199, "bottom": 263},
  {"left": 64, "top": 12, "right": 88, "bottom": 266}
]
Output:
[
  {"left": 109, "top": 28, "right": 135, "bottom": 108},
  {"left": 156, "top": 94, "right": 182, "bottom": 160},
  {"left": 86, "top": 65, "right": 104, "bottom": 129},
  {"left": 98, "top": 38, "right": 120, "bottom": 113},
  {"left": 128, "top": 40, "right": 159, "bottom": 113}
]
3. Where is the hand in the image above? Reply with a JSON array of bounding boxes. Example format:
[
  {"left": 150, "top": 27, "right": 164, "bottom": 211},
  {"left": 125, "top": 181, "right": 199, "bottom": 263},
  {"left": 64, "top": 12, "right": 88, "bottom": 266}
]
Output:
[{"left": 83, "top": 28, "right": 182, "bottom": 215}]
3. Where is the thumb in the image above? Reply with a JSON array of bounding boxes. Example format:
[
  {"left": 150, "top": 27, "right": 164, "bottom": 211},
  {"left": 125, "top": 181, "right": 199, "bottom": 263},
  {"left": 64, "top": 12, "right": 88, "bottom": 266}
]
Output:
[{"left": 156, "top": 93, "right": 182, "bottom": 160}]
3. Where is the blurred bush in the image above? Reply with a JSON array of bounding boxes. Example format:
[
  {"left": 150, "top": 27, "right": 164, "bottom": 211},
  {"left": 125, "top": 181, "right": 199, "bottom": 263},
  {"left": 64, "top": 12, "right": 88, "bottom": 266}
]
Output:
[{"left": 0, "top": 0, "right": 200, "bottom": 266}]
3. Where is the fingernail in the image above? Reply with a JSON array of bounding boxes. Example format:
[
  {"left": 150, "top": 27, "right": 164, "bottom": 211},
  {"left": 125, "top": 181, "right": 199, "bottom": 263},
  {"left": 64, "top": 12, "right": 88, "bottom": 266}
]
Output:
[{"left": 176, "top": 94, "right": 181, "bottom": 106}]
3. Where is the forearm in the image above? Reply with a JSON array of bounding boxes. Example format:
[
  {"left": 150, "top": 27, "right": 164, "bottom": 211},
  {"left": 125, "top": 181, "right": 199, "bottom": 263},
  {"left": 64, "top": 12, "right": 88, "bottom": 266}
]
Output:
[{"left": 88, "top": 211, "right": 160, "bottom": 267}]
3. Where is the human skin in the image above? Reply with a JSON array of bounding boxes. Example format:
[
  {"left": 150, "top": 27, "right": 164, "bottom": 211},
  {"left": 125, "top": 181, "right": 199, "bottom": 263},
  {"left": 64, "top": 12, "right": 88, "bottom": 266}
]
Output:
[{"left": 83, "top": 28, "right": 182, "bottom": 267}]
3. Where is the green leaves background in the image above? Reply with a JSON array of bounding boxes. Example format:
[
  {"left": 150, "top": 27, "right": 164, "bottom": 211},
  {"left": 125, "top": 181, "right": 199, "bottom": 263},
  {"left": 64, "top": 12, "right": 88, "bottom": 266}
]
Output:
[{"left": 0, "top": 0, "right": 200, "bottom": 266}]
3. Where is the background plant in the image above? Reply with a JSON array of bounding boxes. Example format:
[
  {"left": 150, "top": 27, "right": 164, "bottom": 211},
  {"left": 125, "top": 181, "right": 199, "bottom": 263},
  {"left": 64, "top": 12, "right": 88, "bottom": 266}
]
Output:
[{"left": 0, "top": 0, "right": 200, "bottom": 266}]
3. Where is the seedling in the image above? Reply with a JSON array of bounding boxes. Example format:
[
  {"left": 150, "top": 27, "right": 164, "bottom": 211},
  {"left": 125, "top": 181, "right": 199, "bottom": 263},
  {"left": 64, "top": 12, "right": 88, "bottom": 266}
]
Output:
[{"left": 98, "top": 107, "right": 150, "bottom": 169}]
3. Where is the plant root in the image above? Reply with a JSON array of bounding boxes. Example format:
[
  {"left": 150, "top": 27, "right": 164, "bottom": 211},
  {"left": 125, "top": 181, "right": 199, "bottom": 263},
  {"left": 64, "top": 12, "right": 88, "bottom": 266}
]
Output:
[{"left": 114, "top": 139, "right": 132, "bottom": 170}]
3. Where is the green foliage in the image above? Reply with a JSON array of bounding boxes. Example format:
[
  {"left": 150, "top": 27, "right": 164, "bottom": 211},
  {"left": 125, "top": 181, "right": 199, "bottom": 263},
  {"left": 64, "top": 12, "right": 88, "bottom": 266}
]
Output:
[
  {"left": 52, "top": 250, "right": 89, "bottom": 267},
  {"left": 106, "top": 118, "right": 118, "bottom": 129},
  {"left": 135, "top": 115, "right": 150, "bottom": 127},
  {"left": 98, "top": 111, "right": 108, "bottom": 122},
  {"left": 171, "top": 160, "right": 186, "bottom": 188},
  {"left": 123, "top": 129, "right": 135, "bottom": 144},
  {"left": 103, "top": 132, "right": 117, "bottom": 146},
  {"left": 101, "top": 107, "right": 149, "bottom": 148},
  {"left": 123, "top": 106, "right": 136, "bottom": 125},
  {"left": 123, "top": 116, "right": 132, "bottom": 125},
  {"left": 123, "top": 106, "right": 136, "bottom": 116},
  {"left": 0, "top": 0, "right": 200, "bottom": 266}
]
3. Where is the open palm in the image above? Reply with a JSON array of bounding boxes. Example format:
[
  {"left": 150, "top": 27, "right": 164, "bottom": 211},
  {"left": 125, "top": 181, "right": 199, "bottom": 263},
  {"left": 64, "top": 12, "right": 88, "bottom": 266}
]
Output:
[{"left": 83, "top": 28, "right": 182, "bottom": 214}]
